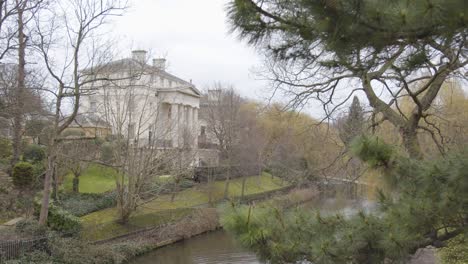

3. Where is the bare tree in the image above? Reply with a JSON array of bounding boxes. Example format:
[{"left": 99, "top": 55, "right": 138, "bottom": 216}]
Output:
[
  {"left": 32, "top": 0, "right": 128, "bottom": 226},
  {"left": 0, "top": 0, "right": 43, "bottom": 61},
  {"left": 97, "top": 61, "right": 196, "bottom": 223},
  {"left": 57, "top": 130, "right": 100, "bottom": 193},
  {"left": 204, "top": 84, "right": 243, "bottom": 199}
]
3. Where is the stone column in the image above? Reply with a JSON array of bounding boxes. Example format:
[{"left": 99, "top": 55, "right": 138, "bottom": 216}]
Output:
[
  {"left": 187, "top": 107, "right": 193, "bottom": 144},
  {"left": 171, "top": 104, "right": 179, "bottom": 148},
  {"left": 193, "top": 108, "right": 199, "bottom": 148}
]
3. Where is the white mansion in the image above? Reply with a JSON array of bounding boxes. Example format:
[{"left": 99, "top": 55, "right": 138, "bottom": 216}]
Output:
[{"left": 78, "top": 50, "right": 218, "bottom": 166}]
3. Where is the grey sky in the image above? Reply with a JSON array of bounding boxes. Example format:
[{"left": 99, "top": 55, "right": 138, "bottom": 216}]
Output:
[{"left": 110, "top": 0, "right": 268, "bottom": 99}]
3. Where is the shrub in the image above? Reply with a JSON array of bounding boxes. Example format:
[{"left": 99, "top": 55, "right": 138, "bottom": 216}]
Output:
[
  {"left": 100, "top": 142, "right": 114, "bottom": 163},
  {"left": 34, "top": 201, "right": 81, "bottom": 235},
  {"left": 12, "top": 162, "right": 34, "bottom": 189},
  {"left": 47, "top": 204, "right": 81, "bottom": 235},
  {"left": 0, "top": 137, "right": 12, "bottom": 159},
  {"left": 58, "top": 191, "right": 116, "bottom": 217},
  {"left": 179, "top": 178, "right": 195, "bottom": 189},
  {"left": 23, "top": 144, "right": 46, "bottom": 163},
  {"left": 439, "top": 234, "right": 468, "bottom": 264},
  {"left": 15, "top": 219, "right": 47, "bottom": 237},
  {"left": 5, "top": 237, "right": 152, "bottom": 264}
]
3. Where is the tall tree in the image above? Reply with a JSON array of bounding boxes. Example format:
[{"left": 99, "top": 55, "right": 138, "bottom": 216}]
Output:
[
  {"left": 33, "top": 0, "right": 128, "bottom": 226},
  {"left": 227, "top": 0, "right": 467, "bottom": 159},
  {"left": 204, "top": 84, "right": 243, "bottom": 198},
  {"left": 339, "top": 96, "right": 365, "bottom": 147},
  {"left": 10, "top": 0, "right": 27, "bottom": 168}
]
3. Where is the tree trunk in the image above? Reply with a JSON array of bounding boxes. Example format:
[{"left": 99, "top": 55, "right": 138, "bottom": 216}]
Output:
[
  {"left": 72, "top": 175, "right": 79, "bottom": 193},
  {"left": 241, "top": 176, "right": 246, "bottom": 200},
  {"left": 39, "top": 149, "right": 56, "bottom": 226},
  {"left": 11, "top": 1, "right": 27, "bottom": 171},
  {"left": 223, "top": 166, "right": 231, "bottom": 199},
  {"left": 401, "top": 127, "right": 423, "bottom": 159}
]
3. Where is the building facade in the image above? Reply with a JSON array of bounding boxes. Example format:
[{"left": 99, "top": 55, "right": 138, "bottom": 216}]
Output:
[{"left": 79, "top": 50, "right": 218, "bottom": 166}]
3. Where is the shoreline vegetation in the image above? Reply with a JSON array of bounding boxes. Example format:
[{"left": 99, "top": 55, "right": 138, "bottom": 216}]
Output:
[
  {"left": 92, "top": 187, "right": 319, "bottom": 263},
  {"left": 1, "top": 170, "right": 306, "bottom": 263}
]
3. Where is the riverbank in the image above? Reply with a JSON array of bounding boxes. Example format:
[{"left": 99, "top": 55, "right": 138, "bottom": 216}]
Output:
[
  {"left": 80, "top": 173, "right": 290, "bottom": 241},
  {"left": 91, "top": 187, "right": 318, "bottom": 263}
]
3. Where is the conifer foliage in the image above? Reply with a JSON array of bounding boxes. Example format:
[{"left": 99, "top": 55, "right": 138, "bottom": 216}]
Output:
[
  {"left": 339, "top": 96, "right": 365, "bottom": 147},
  {"left": 227, "top": 0, "right": 467, "bottom": 158},
  {"left": 222, "top": 136, "right": 468, "bottom": 263}
]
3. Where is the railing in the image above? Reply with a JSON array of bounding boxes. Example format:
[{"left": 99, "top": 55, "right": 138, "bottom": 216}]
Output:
[{"left": 0, "top": 237, "right": 48, "bottom": 262}]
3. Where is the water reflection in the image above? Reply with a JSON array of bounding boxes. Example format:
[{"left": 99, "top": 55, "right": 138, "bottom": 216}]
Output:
[
  {"left": 130, "top": 194, "right": 375, "bottom": 264},
  {"left": 131, "top": 230, "right": 264, "bottom": 264}
]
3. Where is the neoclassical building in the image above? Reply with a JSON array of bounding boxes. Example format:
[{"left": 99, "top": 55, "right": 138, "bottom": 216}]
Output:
[{"left": 78, "top": 50, "right": 218, "bottom": 165}]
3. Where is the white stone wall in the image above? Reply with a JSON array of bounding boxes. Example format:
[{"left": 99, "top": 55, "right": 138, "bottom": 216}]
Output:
[{"left": 80, "top": 62, "right": 200, "bottom": 150}]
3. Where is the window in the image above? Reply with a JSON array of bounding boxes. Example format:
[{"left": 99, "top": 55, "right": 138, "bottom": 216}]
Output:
[
  {"left": 200, "top": 126, "right": 206, "bottom": 136},
  {"left": 168, "top": 105, "right": 172, "bottom": 118}
]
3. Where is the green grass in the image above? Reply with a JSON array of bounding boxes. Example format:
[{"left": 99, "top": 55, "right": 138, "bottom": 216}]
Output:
[
  {"left": 81, "top": 208, "right": 193, "bottom": 241},
  {"left": 80, "top": 173, "right": 289, "bottom": 240},
  {"left": 63, "top": 164, "right": 120, "bottom": 193}
]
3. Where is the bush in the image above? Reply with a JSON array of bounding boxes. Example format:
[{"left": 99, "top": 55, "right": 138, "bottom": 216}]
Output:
[
  {"left": 0, "top": 137, "right": 12, "bottom": 159},
  {"left": 12, "top": 162, "right": 34, "bottom": 189},
  {"left": 439, "top": 234, "right": 468, "bottom": 264},
  {"left": 34, "top": 201, "right": 81, "bottom": 235},
  {"left": 58, "top": 191, "right": 116, "bottom": 217},
  {"left": 47, "top": 204, "right": 81, "bottom": 235},
  {"left": 100, "top": 142, "right": 114, "bottom": 163},
  {"left": 15, "top": 219, "right": 47, "bottom": 237},
  {"left": 179, "top": 178, "right": 196, "bottom": 189},
  {"left": 5, "top": 236, "right": 149, "bottom": 264},
  {"left": 23, "top": 144, "right": 46, "bottom": 163}
]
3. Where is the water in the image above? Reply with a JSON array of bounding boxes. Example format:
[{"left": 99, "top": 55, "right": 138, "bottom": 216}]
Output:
[
  {"left": 130, "top": 196, "right": 374, "bottom": 264},
  {"left": 130, "top": 229, "right": 263, "bottom": 264}
]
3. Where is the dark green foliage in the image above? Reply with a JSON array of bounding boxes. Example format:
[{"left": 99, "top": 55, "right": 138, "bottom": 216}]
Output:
[
  {"left": 222, "top": 138, "right": 468, "bottom": 263},
  {"left": 350, "top": 136, "right": 394, "bottom": 169},
  {"left": 339, "top": 96, "right": 365, "bottom": 146},
  {"left": 23, "top": 144, "right": 46, "bottom": 163},
  {"left": 15, "top": 219, "right": 47, "bottom": 237},
  {"left": 46, "top": 204, "right": 81, "bottom": 235},
  {"left": 34, "top": 201, "right": 81, "bottom": 235},
  {"left": 57, "top": 191, "right": 116, "bottom": 217},
  {"left": 12, "top": 162, "right": 34, "bottom": 189},
  {"left": 0, "top": 137, "right": 12, "bottom": 159},
  {"left": 227, "top": 0, "right": 467, "bottom": 57}
]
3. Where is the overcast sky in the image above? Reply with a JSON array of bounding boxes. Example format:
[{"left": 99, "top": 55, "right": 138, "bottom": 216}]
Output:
[{"left": 110, "top": 0, "right": 268, "bottom": 100}]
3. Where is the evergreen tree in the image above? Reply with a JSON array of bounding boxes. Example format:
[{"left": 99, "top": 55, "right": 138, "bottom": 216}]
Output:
[
  {"left": 339, "top": 96, "right": 365, "bottom": 146},
  {"left": 222, "top": 136, "right": 468, "bottom": 263},
  {"left": 226, "top": 0, "right": 467, "bottom": 158}
]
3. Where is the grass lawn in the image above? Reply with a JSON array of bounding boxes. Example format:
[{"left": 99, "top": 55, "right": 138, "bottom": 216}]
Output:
[
  {"left": 80, "top": 173, "right": 289, "bottom": 240},
  {"left": 63, "top": 164, "right": 119, "bottom": 193}
]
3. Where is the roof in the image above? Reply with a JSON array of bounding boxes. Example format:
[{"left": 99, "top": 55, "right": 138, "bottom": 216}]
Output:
[
  {"left": 83, "top": 58, "right": 201, "bottom": 97},
  {"left": 68, "top": 114, "right": 110, "bottom": 128}
]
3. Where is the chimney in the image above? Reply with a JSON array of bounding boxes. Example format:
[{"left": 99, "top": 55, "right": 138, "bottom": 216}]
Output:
[
  {"left": 153, "top": 58, "right": 166, "bottom": 71},
  {"left": 131, "top": 50, "right": 147, "bottom": 63}
]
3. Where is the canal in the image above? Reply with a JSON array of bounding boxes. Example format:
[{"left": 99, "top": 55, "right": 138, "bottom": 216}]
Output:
[{"left": 130, "top": 195, "right": 375, "bottom": 264}]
